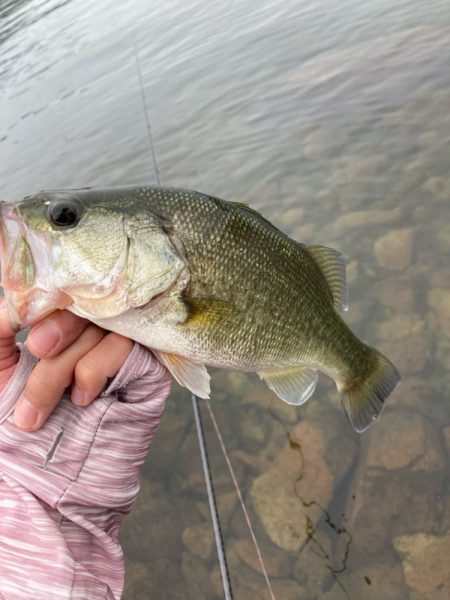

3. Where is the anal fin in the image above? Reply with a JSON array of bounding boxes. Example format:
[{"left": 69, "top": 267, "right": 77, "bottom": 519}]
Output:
[
  {"left": 258, "top": 365, "right": 318, "bottom": 406},
  {"left": 154, "top": 350, "right": 211, "bottom": 399}
]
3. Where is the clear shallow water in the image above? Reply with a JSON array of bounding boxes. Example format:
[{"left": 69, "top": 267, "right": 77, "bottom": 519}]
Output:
[{"left": 1, "top": 0, "right": 450, "bottom": 598}]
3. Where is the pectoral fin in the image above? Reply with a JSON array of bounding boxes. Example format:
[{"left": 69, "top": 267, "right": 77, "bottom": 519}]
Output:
[
  {"left": 182, "top": 297, "right": 236, "bottom": 327},
  {"left": 154, "top": 350, "right": 211, "bottom": 399},
  {"left": 258, "top": 366, "right": 318, "bottom": 406}
]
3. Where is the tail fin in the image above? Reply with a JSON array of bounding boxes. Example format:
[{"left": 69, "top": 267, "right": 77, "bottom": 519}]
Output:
[{"left": 339, "top": 348, "right": 400, "bottom": 433}]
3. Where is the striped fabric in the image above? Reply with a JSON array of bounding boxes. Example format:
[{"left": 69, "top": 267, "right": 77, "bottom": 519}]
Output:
[{"left": 0, "top": 344, "right": 171, "bottom": 600}]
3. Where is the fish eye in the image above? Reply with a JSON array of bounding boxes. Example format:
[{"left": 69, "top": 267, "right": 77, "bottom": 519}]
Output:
[{"left": 47, "top": 199, "right": 82, "bottom": 229}]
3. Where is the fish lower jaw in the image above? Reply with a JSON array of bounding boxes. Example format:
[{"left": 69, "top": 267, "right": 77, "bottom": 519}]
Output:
[{"left": 3, "top": 288, "right": 73, "bottom": 329}]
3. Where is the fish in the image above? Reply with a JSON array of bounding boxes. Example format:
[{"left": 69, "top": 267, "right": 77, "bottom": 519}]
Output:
[{"left": 0, "top": 185, "right": 400, "bottom": 432}]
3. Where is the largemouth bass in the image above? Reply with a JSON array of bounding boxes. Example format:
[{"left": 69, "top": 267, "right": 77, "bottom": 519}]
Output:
[{"left": 0, "top": 186, "right": 400, "bottom": 432}]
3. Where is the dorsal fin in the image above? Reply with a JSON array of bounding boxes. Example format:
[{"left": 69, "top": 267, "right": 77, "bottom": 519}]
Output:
[
  {"left": 232, "top": 202, "right": 283, "bottom": 233},
  {"left": 307, "top": 245, "right": 348, "bottom": 311}
]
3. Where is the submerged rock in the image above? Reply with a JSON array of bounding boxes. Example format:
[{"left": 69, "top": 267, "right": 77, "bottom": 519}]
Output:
[
  {"left": 231, "top": 537, "right": 294, "bottom": 578},
  {"left": 123, "top": 559, "right": 185, "bottom": 600},
  {"left": 181, "top": 552, "right": 217, "bottom": 600},
  {"left": 182, "top": 523, "right": 214, "bottom": 562},
  {"left": 373, "top": 228, "right": 414, "bottom": 271},
  {"left": 242, "top": 381, "right": 300, "bottom": 424},
  {"left": 345, "top": 411, "right": 446, "bottom": 560},
  {"left": 376, "top": 314, "right": 424, "bottom": 340},
  {"left": 364, "top": 411, "right": 441, "bottom": 472},
  {"left": 250, "top": 421, "right": 333, "bottom": 552},
  {"left": 427, "top": 288, "right": 450, "bottom": 337},
  {"left": 377, "top": 330, "right": 427, "bottom": 374},
  {"left": 394, "top": 532, "right": 450, "bottom": 599},
  {"left": 120, "top": 480, "right": 182, "bottom": 563},
  {"left": 422, "top": 176, "right": 450, "bottom": 201},
  {"left": 334, "top": 207, "right": 402, "bottom": 233},
  {"left": 293, "top": 529, "right": 334, "bottom": 597},
  {"left": 320, "top": 560, "right": 408, "bottom": 600},
  {"left": 373, "top": 278, "right": 416, "bottom": 311}
]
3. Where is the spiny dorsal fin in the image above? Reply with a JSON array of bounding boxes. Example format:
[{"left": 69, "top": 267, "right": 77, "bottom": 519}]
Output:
[
  {"left": 258, "top": 365, "right": 318, "bottom": 406},
  {"left": 232, "top": 202, "right": 283, "bottom": 233},
  {"left": 307, "top": 245, "right": 348, "bottom": 311}
]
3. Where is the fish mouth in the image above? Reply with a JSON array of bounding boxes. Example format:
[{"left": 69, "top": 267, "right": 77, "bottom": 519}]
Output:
[{"left": 0, "top": 201, "right": 72, "bottom": 328}]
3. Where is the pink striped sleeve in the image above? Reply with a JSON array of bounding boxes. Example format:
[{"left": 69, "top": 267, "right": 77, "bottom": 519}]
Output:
[{"left": 0, "top": 343, "right": 171, "bottom": 600}]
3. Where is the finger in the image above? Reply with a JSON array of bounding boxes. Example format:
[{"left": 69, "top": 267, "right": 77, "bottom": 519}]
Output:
[
  {"left": 71, "top": 333, "right": 134, "bottom": 406},
  {"left": 27, "top": 310, "right": 90, "bottom": 359},
  {"left": 0, "top": 305, "right": 19, "bottom": 367},
  {"left": 0, "top": 299, "right": 16, "bottom": 340},
  {"left": 0, "top": 305, "right": 19, "bottom": 390},
  {"left": 14, "top": 324, "right": 106, "bottom": 431}
]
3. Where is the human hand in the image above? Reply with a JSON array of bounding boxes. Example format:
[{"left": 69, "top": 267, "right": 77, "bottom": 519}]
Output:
[
  {"left": 0, "top": 304, "right": 20, "bottom": 393},
  {"left": 0, "top": 308, "right": 134, "bottom": 431}
]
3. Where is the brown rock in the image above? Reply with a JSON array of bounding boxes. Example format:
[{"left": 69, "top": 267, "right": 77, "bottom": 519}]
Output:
[
  {"left": 392, "top": 377, "right": 446, "bottom": 422},
  {"left": 231, "top": 449, "right": 271, "bottom": 474},
  {"left": 394, "top": 532, "right": 450, "bottom": 598},
  {"left": 423, "top": 176, "right": 450, "bottom": 200},
  {"left": 123, "top": 559, "right": 185, "bottom": 600},
  {"left": 293, "top": 530, "right": 334, "bottom": 597},
  {"left": 216, "top": 491, "right": 239, "bottom": 526},
  {"left": 377, "top": 332, "right": 428, "bottom": 374},
  {"left": 334, "top": 207, "right": 402, "bottom": 232},
  {"left": 443, "top": 426, "right": 450, "bottom": 454},
  {"left": 182, "top": 523, "right": 214, "bottom": 562},
  {"left": 242, "top": 382, "right": 300, "bottom": 424},
  {"left": 277, "top": 206, "right": 304, "bottom": 226},
  {"left": 346, "top": 259, "right": 359, "bottom": 284},
  {"left": 181, "top": 552, "right": 216, "bottom": 600},
  {"left": 120, "top": 481, "right": 182, "bottom": 562},
  {"left": 239, "top": 405, "right": 270, "bottom": 446},
  {"left": 434, "top": 337, "right": 450, "bottom": 371},
  {"left": 321, "top": 560, "right": 408, "bottom": 600},
  {"left": 270, "top": 577, "right": 306, "bottom": 600},
  {"left": 428, "top": 268, "right": 450, "bottom": 289},
  {"left": 250, "top": 421, "right": 333, "bottom": 552},
  {"left": 373, "top": 278, "right": 415, "bottom": 311},
  {"left": 302, "top": 128, "right": 334, "bottom": 160},
  {"left": 291, "top": 222, "right": 317, "bottom": 241},
  {"left": 427, "top": 288, "right": 450, "bottom": 336},
  {"left": 232, "top": 537, "right": 294, "bottom": 578},
  {"left": 373, "top": 228, "right": 414, "bottom": 270},
  {"left": 346, "top": 410, "right": 446, "bottom": 559},
  {"left": 376, "top": 314, "right": 424, "bottom": 340},
  {"left": 365, "top": 411, "right": 442, "bottom": 472}
]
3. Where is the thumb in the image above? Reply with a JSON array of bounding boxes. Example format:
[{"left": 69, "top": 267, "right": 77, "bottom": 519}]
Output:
[{"left": 0, "top": 302, "right": 19, "bottom": 390}]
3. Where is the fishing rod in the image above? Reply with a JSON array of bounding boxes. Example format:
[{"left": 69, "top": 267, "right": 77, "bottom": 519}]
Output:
[{"left": 133, "top": 41, "right": 234, "bottom": 600}]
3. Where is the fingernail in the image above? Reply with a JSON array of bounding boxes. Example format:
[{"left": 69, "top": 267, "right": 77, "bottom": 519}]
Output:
[
  {"left": 14, "top": 396, "right": 39, "bottom": 430},
  {"left": 28, "top": 320, "right": 60, "bottom": 356},
  {"left": 72, "top": 386, "right": 88, "bottom": 406}
]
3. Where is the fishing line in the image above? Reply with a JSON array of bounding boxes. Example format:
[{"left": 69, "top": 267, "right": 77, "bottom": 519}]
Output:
[
  {"left": 134, "top": 40, "right": 162, "bottom": 187},
  {"left": 205, "top": 399, "right": 276, "bottom": 600},
  {"left": 133, "top": 40, "right": 233, "bottom": 600}
]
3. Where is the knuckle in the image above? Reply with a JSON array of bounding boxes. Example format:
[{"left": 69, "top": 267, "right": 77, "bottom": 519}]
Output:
[
  {"left": 75, "top": 356, "right": 104, "bottom": 391},
  {"left": 25, "top": 365, "right": 71, "bottom": 409}
]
